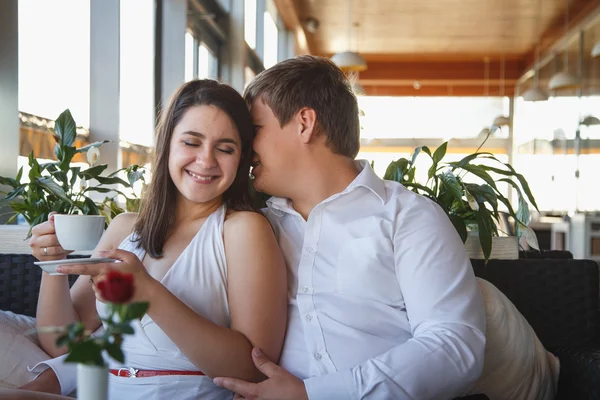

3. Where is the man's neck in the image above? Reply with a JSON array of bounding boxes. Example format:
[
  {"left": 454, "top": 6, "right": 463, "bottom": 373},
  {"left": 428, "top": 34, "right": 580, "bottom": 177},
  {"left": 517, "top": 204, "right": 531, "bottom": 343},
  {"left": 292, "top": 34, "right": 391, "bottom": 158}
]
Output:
[{"left": 290, "top": 156, "right": 360, "bottom": 220}]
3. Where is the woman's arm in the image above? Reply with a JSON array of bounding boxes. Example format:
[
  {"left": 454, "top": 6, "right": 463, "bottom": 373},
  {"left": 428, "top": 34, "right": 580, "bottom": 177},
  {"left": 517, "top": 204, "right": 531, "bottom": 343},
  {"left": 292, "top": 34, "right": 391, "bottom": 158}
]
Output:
[
  {"left": 34, "top": 213, "right": 137, "bottom": 356},
  {"left": 136, "top": 211, "right": 287, "bottom": 381}
]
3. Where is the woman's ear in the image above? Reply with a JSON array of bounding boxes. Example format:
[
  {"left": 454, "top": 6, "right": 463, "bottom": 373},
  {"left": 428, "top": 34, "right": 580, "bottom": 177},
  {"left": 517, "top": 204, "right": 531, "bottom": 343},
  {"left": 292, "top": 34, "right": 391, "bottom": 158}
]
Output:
[{"left": 297, "top": 108, "right": 317, "bottom": 144}]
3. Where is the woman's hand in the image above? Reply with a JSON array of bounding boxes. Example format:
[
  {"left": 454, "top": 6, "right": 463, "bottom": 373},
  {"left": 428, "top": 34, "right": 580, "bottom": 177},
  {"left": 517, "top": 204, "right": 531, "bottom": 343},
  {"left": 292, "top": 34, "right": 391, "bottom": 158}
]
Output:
[
  {"left": 57, "top": 249, "right": 156, "bottom": 303},
  {"left": 29, "top": 213, "right": 73, "bottom": 261}
]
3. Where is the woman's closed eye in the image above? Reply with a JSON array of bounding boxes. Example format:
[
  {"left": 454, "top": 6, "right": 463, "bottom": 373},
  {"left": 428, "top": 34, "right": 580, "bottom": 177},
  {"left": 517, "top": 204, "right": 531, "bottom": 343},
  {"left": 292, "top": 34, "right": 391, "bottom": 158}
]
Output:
[
  {"left": 183, "top": 140, "right": 200, "bottom": 147},
  {"left": 217, "top": 147, "right": 235, "bottom": 154}
]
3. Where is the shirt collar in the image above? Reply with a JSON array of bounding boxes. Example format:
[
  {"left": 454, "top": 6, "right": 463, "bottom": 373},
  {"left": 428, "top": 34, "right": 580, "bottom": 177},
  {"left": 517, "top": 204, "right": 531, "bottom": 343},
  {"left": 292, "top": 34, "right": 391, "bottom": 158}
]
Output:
[{"left": 266, "top": 159, "right": 387, "bottom": 217}]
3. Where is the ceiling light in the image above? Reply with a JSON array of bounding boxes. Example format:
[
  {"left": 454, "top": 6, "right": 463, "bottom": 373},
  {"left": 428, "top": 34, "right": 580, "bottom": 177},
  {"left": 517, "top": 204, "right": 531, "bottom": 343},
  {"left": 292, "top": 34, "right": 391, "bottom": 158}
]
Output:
[
  {"left": 522, "top": 86, "right": 549, "bottom": 102},
  {"left": 331, "top": 51, "right": 367, "bottom": 72},
  {"left": 331, "top": 0, "right": 367, "bottom": 72},
  {"left": 592, "top": 41, "right": 600, "bottom": 57},
  {"left": 548, "top": 71, "right": 581, "bottom": 90},
  {"left": 580, "top": 115, "right": 600, "bottom": 126},
  {"left": 303, "top": 17, "right": 319, "bottom": 33},
  {"left": 549, "top": 0, "right": 580, "bottom": 91}
]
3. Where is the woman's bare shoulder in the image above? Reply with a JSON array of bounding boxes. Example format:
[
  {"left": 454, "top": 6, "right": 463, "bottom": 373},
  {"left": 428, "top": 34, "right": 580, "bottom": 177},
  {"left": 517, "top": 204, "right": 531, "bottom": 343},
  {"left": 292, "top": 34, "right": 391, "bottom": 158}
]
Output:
[
  {"left": 223, "top": 210, "right": 272, "bottom": 234},
  {"left": 100, "top": 212, "right": 139, "bottom": 249}
]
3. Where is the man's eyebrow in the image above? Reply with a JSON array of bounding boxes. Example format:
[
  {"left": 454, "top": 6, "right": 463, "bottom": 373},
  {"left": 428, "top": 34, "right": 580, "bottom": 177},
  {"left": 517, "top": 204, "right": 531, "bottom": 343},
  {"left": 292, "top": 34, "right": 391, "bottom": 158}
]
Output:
[{"left": 181, "top": 131, "right": 238, "bottom": 145}]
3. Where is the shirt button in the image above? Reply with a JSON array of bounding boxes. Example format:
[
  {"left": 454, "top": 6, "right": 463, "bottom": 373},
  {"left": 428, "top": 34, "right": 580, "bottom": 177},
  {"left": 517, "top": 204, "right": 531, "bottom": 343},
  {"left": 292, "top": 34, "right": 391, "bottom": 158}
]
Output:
[
  {"left": 306, "top": 314, "right": 313, "bottom": 321},
  {"left": 314, "top": 352, "right": 322, "bottom": 361},
  {"left": 301, "top": 286, "right": 309, "bottom": 293},
  {"left": 305, "top": 246, "right": 314, "bottom": 254}
]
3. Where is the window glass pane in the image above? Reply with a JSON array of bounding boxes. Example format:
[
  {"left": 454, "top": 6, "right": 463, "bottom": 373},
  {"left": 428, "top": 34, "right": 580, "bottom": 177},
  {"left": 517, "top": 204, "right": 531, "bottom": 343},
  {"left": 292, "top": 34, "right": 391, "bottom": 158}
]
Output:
[
  {"left": 120, "top": 0, "right": 155, "bottom": 147},
  {"left": 263, "top": 11, "right": 278, "bottom": 68},
  {"left": 185, "top": 31, "right": 195, "bottom": 82},
  {"left": 18, "top": 0, "right": 90, "bottom": 127},
  {"left": 198, "top": 43, "right": 218, "bottom": 79},
  {"left": 358, "top": 96, "right": 507, "bottom": 140},
  {"left": 245, "top": 0, "right": 257, "bottom": 49}
]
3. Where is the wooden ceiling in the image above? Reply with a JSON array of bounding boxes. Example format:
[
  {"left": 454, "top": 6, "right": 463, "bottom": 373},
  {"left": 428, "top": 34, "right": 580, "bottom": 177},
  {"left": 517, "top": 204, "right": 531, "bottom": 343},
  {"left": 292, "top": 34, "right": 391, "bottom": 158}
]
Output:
[{"left": 274, "top": 0, "right": 600, "bottom": 96}]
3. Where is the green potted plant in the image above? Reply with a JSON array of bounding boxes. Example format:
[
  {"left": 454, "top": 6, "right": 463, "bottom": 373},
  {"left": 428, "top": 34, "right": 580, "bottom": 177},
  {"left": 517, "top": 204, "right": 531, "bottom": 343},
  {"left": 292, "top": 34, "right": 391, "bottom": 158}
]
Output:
[
  {"left": 0, "top": 109, "right": 146, "bottom": 236},
  {"left": 383, "top": 127, "right": 539, "bottom": 262}
]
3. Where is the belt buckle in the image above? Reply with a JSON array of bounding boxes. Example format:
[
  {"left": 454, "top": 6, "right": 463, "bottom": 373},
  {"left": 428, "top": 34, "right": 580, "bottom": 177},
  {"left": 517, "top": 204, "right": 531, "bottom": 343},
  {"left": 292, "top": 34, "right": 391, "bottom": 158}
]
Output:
[{"left": 117, "top": 367, "right": 138, "bottom": 378}]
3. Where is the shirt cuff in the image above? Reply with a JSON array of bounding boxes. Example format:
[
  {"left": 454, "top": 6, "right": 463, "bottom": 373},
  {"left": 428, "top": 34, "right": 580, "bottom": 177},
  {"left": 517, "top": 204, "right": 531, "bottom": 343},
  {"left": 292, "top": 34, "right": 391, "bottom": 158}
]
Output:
[
  {"left": 304, "top": 370, "right": 358, "bottom": 400},
  {"left": 28, "top": 355, "right": 77, "bottom": 396}
]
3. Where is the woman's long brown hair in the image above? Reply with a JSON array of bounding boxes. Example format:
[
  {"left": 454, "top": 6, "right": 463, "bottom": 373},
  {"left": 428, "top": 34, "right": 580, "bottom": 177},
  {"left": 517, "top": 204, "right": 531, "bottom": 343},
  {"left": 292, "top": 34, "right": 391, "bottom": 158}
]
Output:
[{"left": 133, "top": 80, "right": 256, "bottom": 258}]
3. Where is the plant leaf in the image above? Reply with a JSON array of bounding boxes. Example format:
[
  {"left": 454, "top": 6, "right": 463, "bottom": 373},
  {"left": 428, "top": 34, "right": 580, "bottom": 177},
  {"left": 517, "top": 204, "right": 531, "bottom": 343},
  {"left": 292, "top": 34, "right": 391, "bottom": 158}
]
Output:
[
  {"left": 54, "top": 109, "right": 77, "bottom": 147},
  {"left": 15, "top": 166, "right": 23, "bottom": 183},
  {"left": 105, "top": 342, "right": 125, "bottom": 363},
  {"left": 432, "top": 142, "right": 448, "bottom": 163},
  {"left": 0, "top": 176, "right": 19, "bottom": 188},
  {"left": 126, "top": 169, "right": 145, "bottom": 187},
  {"left": 519, "top": 223, "right": 540, "bottom": 251},
  {"left": 475, "top": 206, "right": 493, "bottom": 263},
  {"left": 80, "top": 164, "right": 109, "bottom": 179},
  {"left": 451, "top": 163, "right": 498, "bottom": 190},
  {"left": 126, "top": 198, "right": 141, "bottom": 212},
  {"left": 383, "top": 158, "right": 409, "bottom": 182},
  {"left": 439, "top": 171, "right": 463, "bottom": 204},
  {"left": 58, "top": 146, "right": 77, "bottom": 171},
  {"left": 124, "top": 302, "right": 149, "bottom": 320},
  {"left": 75, "top": 140, "right": 110, "bottom": 154},
  {"left": 410, "top": 147, "right": 422, "bottom": 167},
  {"left": 64, "top": 340, "right": 104, "bottom": 365},
  {"left": 37, "top": 177, "right": 72, "bottom": 202},
  {"left": 93, "top": 176, "right": 130, "bottom": 186},
  {"left": 449, "top": 214, "right": 468, "bottom": 243}
]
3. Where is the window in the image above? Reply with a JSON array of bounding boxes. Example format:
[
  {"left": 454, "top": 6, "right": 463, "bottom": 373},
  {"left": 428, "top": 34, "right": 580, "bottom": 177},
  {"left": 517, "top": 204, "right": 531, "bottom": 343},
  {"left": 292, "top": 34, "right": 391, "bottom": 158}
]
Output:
[
  {"left": 263, "top": 10, "right": 279, "bottom": 69},
  {"left": 185, "top": 31, "right": 196, "bottom": 82},
  {"left": 198, "top": 43, "right": 218, "bottom": 79},
  {"left": 245, "top": 0, "right": 257, "bottom": 49},
  {"left": 357, "top": 96, "right": 508, "bottom": 141},
  {"left": 18, "top": 0, "right": 90, "bottom": 127},
  {"left": 120, "top": 0, "right": 155, "bottom": 147}
]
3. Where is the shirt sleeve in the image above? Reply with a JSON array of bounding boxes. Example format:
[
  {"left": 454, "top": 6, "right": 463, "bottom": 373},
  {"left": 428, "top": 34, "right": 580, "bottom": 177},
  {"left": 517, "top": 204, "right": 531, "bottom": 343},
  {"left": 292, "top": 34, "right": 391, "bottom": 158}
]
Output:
[
  {"left": 304, "top": 197, "right": 486, "bottom": 400},
  {"left": 28, "top": 354, "right": 77, "bottom": 396}
]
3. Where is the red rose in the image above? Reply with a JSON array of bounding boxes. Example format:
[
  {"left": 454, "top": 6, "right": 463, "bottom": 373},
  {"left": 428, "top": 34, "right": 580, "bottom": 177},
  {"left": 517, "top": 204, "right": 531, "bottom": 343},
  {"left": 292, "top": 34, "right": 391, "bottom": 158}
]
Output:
[{"left": 96, "top": 271, "right": 134, "bottom": 303}]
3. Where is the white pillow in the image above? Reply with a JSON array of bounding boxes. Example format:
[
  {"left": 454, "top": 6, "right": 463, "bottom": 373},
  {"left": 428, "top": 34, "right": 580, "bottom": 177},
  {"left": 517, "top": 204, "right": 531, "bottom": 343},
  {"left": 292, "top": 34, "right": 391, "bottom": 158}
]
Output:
[
  {"left": 469, "top": 278, "right": 560, "bottom": 400},
  {"left": 0, "top": 310, "right": 50, "bottom": 388}
]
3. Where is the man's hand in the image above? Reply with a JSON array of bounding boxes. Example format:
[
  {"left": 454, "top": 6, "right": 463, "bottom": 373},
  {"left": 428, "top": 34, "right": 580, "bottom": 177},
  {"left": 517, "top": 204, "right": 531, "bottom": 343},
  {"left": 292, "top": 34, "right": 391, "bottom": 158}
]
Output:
[
  {"left": 213, "top": 348, "right": 308, "bottom": 400},
  {"left": 19, "top": 368, "right": 61, "bottom": 395}
]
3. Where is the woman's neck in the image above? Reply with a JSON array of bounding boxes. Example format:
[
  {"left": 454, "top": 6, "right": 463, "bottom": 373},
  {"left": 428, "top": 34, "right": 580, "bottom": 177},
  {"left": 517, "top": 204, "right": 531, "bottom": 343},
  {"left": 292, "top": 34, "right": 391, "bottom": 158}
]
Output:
[{"left": 173, "top": 196, "right": 223, "bottom": 225}]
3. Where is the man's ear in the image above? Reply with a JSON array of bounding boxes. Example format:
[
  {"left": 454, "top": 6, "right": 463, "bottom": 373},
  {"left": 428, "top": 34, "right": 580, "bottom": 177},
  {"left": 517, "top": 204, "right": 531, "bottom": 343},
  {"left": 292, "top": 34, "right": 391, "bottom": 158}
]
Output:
[{"left": 296, "top": 108, "right": 317, "bottom": 144}]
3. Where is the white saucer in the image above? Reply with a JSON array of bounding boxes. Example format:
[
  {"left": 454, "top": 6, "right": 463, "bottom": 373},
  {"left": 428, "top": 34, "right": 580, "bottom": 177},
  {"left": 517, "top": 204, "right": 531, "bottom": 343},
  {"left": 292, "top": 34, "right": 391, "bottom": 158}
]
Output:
[{"left": 34, "top": 258, "right": 117, "bottom": 275}]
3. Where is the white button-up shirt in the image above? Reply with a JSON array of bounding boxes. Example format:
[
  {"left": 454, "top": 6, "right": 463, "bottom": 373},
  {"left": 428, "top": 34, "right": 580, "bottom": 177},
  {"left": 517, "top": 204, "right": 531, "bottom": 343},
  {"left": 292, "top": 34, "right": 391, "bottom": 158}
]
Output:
[{"left": 263, "top": 160, "right": 486, "bottom": 400}]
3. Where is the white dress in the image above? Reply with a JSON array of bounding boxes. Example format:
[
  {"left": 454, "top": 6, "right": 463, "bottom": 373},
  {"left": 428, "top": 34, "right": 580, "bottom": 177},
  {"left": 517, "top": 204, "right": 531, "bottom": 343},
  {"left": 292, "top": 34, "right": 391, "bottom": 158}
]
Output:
[{"left": 97, "top": 205, "right": 233, "bottom": 400}]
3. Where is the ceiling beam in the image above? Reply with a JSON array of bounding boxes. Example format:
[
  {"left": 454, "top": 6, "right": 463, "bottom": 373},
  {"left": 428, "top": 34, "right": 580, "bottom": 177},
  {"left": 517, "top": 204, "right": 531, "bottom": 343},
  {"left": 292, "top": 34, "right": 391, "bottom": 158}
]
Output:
[
  {"left": 272, "top": 0, "right": 313, "bottom": 54},
  {"left": 358, "top": 59, "right": 521, "bottom": 96},
  {"left": 362, "top": 85, "right": 516, "bottom": 97}
]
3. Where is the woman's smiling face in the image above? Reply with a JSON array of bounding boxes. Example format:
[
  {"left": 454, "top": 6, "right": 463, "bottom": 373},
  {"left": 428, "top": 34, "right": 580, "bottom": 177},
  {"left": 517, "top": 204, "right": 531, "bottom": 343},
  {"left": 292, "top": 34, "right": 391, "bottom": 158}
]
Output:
[{"left": 168, "top": 104, "right": 242, "bottom": 206}]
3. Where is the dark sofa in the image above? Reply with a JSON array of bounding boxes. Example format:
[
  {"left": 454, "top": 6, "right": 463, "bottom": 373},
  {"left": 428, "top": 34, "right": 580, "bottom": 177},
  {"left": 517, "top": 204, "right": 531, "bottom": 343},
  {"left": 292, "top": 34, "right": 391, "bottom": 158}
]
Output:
[{"left": 1, "top": 254, "right": 599, "bottom": 399}]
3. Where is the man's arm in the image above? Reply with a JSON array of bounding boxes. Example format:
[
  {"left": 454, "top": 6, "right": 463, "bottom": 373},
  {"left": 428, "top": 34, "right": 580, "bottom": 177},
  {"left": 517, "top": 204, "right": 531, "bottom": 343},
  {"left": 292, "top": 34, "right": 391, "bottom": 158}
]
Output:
[{"left": 304, "top": 198, "right": 486, "bottom": 400}]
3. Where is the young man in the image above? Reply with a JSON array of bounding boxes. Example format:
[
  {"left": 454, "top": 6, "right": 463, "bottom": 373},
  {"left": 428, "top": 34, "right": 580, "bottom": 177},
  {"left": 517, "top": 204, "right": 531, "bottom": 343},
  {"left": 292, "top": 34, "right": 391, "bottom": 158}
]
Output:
[
  {"left": 14, "top": 56, "right": 485, "bottom": 400},
  {"left": 213, "top": 55, "right": 486, "bottom": 399}
]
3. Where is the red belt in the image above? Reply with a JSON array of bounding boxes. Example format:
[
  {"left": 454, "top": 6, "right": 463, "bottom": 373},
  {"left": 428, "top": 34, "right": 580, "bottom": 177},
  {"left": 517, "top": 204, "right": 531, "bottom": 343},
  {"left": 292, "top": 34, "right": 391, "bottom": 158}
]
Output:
[{"left": 109, "top": 368, "right": 205, "bottom": 378}]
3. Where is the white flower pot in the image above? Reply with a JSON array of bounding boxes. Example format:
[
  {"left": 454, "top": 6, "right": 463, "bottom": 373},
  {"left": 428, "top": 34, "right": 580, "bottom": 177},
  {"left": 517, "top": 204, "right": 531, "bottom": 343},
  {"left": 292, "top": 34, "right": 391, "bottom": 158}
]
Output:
[{"left": 77, "top": 364, "right": 108, "bottom": 400}]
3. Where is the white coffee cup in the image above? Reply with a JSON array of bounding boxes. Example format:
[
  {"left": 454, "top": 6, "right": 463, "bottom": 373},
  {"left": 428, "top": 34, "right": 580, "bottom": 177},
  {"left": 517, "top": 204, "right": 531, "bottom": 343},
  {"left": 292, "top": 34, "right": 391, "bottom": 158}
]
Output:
[{"left": 54, "top": 214, "right": 106, "bottom": 251}]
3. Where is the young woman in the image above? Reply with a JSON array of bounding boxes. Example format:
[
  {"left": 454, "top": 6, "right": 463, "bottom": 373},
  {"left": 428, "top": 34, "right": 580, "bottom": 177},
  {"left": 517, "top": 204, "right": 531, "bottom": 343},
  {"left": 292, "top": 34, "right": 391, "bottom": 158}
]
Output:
[{"left": 25, "top": 80, "right": 288, "bottom": 399}]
